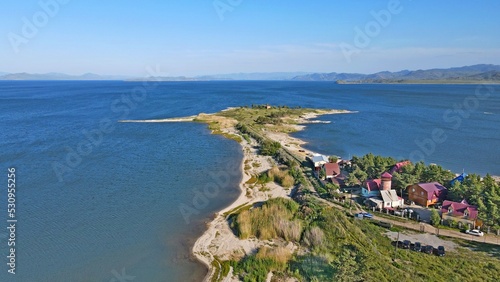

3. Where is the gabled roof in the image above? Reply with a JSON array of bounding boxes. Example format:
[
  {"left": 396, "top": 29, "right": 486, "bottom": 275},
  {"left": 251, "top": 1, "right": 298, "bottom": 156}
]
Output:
[
  {"left": 390, "top": 161, "right": 411, "bottom": 174},
  {"left": 450, "top": 172, "right": 467, "bottom": 186},
  {"left": 380, "top": 190, "right": 400, "bottom": 203},
  {"left": 417, "top": 182, "right": 447, "bottom": 200},
  {"left": 381, "top": 172, "right": 393, "bottom": 178},
  {"left": 365, "top": 179, "right": 381, "bottom": 191},
  {"left": 312, "top": 154, "right": 329, "bottom": 164},
  {"left": 323, "top": 162, "right": 340, "bottom": 176},
  {"left": 441, "top": 200, "right": 478, "bottom": 220},
  {"left": 367, "top": 197, "right": 383, "bottom": 207}
]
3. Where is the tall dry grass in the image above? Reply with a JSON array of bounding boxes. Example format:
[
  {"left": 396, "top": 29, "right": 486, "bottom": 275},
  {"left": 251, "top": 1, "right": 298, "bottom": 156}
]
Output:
[
  {"left": 256, "top": 246, "right": 292, "bottom": 264},
  {"left": 267, "top": 166, "right": 295, "bottom": 188},
  {"left": 302, "top": 226, "right": 325, "bottom": 249},
  {"left": 236, "top": 198, "right": 302, "bottom": 241}
]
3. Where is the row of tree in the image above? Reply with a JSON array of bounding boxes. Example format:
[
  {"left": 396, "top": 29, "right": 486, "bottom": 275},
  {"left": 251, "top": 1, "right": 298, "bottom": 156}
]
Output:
[
  {"left": 345, "top": 153, "right": 455, "bottom": 190},
  {"left": 391, "top": 162, "right": 455, "bottom": 190}
]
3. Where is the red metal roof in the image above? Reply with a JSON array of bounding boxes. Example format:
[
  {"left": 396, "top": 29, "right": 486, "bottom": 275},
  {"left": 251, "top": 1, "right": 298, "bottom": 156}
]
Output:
[
  {"left": 324, "top": 162, "right": 340, "bottom": 177},
  {"left": 441, "top": 200, "right": 478, "bottom": 220},
  {"left": 417, "top": 182, "right": 447, "bottom": 201},
  {"left": 381, "top": 172, "right": 393, "bottom": 178},
  {"left": 365, "top": 179, "right": 382, "bottom": 191},
  {"left": 390, "top": 161, "right": 411, "bottom": 174}
]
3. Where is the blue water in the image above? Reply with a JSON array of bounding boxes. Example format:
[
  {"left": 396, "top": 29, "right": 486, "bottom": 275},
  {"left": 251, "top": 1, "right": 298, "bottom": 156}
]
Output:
[{"left": 0, "top": 81, "right": 499, "bottom": 281}]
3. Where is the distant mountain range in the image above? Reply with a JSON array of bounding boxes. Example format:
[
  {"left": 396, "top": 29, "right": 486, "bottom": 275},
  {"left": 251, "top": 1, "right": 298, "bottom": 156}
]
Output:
[
  {"left": 0, "top": 72, "right": 129, "bottom": 81},
  {"left": 291, "top": 64, "right": 500, "bottom": 83},
  {"left": 0, "top": 71, "right": 308, "bottom": 81},
  {"left": 1, "top": 65, "right": 499, "bottom": 83},
  {"left": 128, "top": 72, "right": 311, "bottom": 81}
]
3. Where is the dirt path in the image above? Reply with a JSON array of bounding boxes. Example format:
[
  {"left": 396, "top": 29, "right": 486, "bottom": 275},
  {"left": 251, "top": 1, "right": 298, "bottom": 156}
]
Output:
[{"left": 315, "top": 197, "right": 500, "bottom": 245}]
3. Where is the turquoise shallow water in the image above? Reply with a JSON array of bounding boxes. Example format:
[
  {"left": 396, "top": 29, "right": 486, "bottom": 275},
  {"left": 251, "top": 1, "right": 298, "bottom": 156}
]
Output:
[{"left": 0, "top": 81, "right": 498, "bottom": 281}]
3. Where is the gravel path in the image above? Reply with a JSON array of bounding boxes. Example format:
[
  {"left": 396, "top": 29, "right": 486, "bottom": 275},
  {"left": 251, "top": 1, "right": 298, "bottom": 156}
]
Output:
[{"left": 385, "top": 231, "right": 457, "bottom": 251}]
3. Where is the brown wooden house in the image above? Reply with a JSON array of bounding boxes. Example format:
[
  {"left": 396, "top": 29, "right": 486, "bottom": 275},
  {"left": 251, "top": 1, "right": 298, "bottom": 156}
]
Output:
[{"left": 408, "top": 182, "right": 447, "bottom": 207}]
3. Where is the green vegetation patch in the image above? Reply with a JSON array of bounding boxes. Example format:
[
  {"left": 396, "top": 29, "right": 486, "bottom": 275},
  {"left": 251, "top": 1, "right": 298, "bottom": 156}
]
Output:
[
  {"left": 234, "top": 198, "right": 301, "bottom": 241},
  {"left": 227, "top": 195, "right": 500, "bottom": 281}
]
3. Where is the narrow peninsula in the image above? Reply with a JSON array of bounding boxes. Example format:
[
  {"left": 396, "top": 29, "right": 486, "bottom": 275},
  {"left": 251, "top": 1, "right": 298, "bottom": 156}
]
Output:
[{"left": 122, "top": 105, "right": 500, "bottom": 282}]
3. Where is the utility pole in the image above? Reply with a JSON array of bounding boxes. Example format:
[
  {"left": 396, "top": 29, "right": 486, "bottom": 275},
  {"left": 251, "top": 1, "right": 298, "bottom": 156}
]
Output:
[
  {"left": 350, "top": 189, "right": 353, "bottom": 208},
  {"left": 393, "top": 231, "right": 400, "bottom": 261}
]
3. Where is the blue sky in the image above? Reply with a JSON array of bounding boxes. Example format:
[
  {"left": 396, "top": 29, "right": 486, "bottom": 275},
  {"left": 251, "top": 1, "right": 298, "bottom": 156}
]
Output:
[{"left": 1, "top": 0, "right": 500, "bottom": 76}]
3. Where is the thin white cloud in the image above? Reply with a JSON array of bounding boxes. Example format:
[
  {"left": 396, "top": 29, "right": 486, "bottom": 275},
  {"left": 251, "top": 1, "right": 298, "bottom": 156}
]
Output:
[{"left": 2, "top": 43, "right": 499, "bottom": 76}]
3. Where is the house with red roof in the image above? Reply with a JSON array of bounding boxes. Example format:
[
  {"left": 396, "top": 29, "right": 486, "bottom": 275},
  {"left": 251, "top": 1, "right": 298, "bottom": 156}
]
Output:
[
  {"left": 408, "top": 182, "right": 447, "bottom": 207},
  {"left": 322, "top": 162, "right": 340, "bottom": 179},
  {"left": 362, "top": 179, "right": 382, "bottom": 198},
  {"left": 441, "top": 200, "right": 480, "bottom": 228},
  {"left": 361, "top": 172, "right": 393, "bottom": 198},
  {"left": 390, "top": 160, "right": 411, "bottom": 174}
]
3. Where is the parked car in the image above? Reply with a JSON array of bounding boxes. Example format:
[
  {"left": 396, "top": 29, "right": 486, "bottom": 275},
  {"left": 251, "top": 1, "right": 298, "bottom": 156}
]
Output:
[
  {"left": 402, "top": 240, "right": 411, "bottom": 249},
  {"left": 466, "top": 229, "right": 484, "bottom": 237},
  {"left": 412, "top": 242, "right": 422, "bottom": 252},
  {"left": 437, "top": 246, "right": 445, "bottom": 256},
  {"left": 394, "top": 211, "right": 402, "bottom": 216},
  {"left": 362, "top": 212, "right": 373, "bottom": 219},
  {"left": 424, "top": 245, "right": 434, "bottom": 254}
]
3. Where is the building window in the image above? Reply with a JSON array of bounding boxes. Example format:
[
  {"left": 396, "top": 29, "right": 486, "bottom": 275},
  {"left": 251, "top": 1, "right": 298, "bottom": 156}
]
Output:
[
  {"left": 464, "top": 211, "right": 469, "bottom": 217},
  {"left": 421, "top": 191, "right": 424, "bottom": 196},
  {"left": 448, "top": 207, "right": 453, "bottom": 214}
]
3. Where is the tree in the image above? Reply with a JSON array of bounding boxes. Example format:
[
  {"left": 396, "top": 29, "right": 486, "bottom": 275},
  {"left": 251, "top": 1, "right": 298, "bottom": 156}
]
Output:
[
  {"left": 447, "top": 181, "right": 466, "bottom": 202},
  {"left": 260, "top": 140, "right": 281, "bottom": 156},
  {"left": 392, "top": 172, "right": 417, "bottom": 192},
  {"left": 346, "top": 173, "right": 360, "bottom": 187},
  {"left": 328, "top": 156, "right": 338, "bottom": 163},
  {"left": 325, "top": 183, "right": 340, "bottom": 198},
  {"left": 430, "top": 209, "right": 441, "bottom": 226},
  {"left": 352, "top": 167, "right": 368, "bottom": 183},
  {"left": 448, "top": 218, "right": 458, "bottom": 228},
  {"left": 413, "top": 161, "right": 426, "bottom": 180},
  {"left": 319, "top": 169, "right": 326, "bottom": 180}
]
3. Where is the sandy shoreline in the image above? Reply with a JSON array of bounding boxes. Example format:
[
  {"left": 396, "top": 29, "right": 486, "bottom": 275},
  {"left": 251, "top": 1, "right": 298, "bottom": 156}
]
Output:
[{"left": 120, "top": 108, "right": 353, "bottom": 281}]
